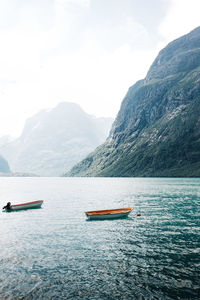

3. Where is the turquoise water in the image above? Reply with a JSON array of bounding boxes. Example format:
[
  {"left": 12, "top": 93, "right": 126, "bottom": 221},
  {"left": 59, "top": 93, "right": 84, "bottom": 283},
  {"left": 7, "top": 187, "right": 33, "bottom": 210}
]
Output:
[{"left": 0, "top": 177, "right": 199, "bottom": 299}]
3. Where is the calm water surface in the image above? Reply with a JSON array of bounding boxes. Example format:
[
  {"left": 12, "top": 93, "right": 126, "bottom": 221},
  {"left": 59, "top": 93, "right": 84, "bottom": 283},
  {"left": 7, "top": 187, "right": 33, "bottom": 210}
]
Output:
[{"left": 0, "top": 177, "right": 199, "bottom": 299}]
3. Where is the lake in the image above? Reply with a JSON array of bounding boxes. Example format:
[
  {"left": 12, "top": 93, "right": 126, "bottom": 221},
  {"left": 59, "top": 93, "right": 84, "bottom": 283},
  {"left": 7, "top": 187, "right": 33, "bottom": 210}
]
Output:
[{"left": 0, "top": 177, "right": 199, "bottom": 299}]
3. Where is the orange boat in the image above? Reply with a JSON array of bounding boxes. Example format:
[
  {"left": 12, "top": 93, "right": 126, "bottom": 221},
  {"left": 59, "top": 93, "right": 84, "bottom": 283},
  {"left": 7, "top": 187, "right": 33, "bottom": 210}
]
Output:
[{"left": 85, "top": 207, "right": 132, "bottom": 220}]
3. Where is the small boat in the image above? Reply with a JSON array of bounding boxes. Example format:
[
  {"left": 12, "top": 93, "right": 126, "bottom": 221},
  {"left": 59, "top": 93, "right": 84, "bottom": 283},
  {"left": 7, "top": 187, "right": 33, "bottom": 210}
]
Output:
[
  {"left": 2, "top": 200, "right": 43, "bottom": 211},
  {"left": 85, "top": 207, "right": 132, "bottom": 220}
]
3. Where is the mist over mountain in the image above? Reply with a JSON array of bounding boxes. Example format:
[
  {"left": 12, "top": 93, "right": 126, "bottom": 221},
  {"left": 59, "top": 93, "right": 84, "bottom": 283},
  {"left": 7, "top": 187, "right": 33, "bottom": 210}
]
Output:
[
  {"left": 0, "top": 155, "right": 10, "bottom": 173},
  {"left": 0, "top": 102, "right": 113, "bottom": 176},
  {"left": 67, "top": 27, "right": 200, "bottom": 177},
  {"left": 0, "top": 136, "right": 13, "bottom": 147}
]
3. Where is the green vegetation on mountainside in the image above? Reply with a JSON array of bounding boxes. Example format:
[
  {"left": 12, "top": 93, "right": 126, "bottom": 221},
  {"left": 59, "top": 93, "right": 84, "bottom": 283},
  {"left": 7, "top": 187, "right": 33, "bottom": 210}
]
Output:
[{"left": 66, "top": 27, "right": 200, "bottom": 177}]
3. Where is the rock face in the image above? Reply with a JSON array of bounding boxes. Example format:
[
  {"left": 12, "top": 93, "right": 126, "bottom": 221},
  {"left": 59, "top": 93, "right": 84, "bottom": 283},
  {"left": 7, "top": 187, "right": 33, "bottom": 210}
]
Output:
[
  {"left": 0, "top": 102, "right": 113, "bottom": 176},
  {"left": 67, "top": 27, "right": 200, "bottom": 177}
]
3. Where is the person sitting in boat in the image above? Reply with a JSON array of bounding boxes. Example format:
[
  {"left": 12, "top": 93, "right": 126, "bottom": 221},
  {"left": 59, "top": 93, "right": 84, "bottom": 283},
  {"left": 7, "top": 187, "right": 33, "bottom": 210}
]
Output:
[{"left": 3, "top": 202, "right": 11, "bottom": 210}]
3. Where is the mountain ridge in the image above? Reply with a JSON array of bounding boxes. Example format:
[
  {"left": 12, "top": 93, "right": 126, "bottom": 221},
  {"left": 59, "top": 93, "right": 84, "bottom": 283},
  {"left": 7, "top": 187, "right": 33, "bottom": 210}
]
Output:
[
  {"left": 67, "top": 27, "right": 200, "bottom": 177},
  {"left": 0, "top": 102, "right": 113, "bottom": 176}
]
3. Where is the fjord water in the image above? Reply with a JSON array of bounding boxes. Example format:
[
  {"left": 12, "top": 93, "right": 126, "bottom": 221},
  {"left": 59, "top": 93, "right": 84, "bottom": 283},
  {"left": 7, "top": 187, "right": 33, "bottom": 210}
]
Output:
[{"left": 0, "top": 178, "right": 199, "bottom": 299}]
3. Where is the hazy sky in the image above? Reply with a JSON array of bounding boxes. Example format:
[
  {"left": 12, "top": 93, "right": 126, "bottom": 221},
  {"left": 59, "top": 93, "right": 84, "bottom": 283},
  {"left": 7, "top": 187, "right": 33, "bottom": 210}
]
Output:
[{"left": 0, "top": 0, "right": 199, "bottom": 137}]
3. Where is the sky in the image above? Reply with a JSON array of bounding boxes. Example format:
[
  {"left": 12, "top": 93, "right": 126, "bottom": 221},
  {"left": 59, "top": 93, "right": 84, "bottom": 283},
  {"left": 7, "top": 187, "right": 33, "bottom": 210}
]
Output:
[{"left": 0, "top": 0, "right": 199, "bottom": 137}]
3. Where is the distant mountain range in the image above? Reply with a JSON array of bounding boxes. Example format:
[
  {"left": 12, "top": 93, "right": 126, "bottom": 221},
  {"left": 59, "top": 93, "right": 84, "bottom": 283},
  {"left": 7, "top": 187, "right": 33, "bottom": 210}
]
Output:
[
  {"left": 0, "top": 136, "right": 11, "bottom": 174},
  {"left": 0, "top": 102, "right": 113, "bottom": 176},
  {"left": 67, "top": 27, "right": 200, "bottom": 177},
  {"left": 0, "top": 155, "right": 10, "bottom": 173}
]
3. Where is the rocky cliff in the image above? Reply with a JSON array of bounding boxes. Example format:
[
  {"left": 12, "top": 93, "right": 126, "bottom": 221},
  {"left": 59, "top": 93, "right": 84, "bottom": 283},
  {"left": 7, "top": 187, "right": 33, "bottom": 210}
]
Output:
[{"left": 67, "top": 27, "right": 200, "bottom": 177}]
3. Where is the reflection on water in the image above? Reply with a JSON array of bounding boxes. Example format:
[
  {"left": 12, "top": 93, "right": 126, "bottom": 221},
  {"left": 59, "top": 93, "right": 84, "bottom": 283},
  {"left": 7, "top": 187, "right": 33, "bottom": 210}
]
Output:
[{"left": 0, "top": 177, "right": 199, "bottom": 299}]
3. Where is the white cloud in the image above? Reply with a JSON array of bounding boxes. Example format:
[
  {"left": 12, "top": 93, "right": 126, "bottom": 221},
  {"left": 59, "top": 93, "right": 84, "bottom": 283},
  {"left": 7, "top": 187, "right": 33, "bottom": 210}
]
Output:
[
  {"left": 0, "top": 0, "right": 199, "bottom": 137},
  {"left": 159, "top": 0, "right": 200, "bottom": 41}
]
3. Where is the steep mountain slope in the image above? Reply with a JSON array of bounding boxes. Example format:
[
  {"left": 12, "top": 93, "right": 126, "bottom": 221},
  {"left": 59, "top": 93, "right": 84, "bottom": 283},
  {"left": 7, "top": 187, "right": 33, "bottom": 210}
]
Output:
[
  {"left": 0, "top": 102, "right": 113, "bottom": 176},
  {"left": 67, "top": 27, "right": 200, "bottom": 177}
]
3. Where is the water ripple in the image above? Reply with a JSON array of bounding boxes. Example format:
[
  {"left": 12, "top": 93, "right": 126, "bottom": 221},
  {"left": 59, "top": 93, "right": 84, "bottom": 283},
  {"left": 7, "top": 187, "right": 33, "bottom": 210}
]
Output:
[{"left": 0, "top": 177, "right": 199, "bottom": 299}]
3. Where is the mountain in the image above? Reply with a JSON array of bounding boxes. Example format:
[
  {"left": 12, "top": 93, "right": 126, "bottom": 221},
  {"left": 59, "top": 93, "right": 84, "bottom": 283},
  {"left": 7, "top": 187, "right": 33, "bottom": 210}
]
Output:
[
  {"left": 0, "top": 102, "right": 113, "bottom": 176},
  {"left": 67, "top": 27, "right": 200, "bottom": 177},
  {"left": 0, "top": 155, "right": 10, "bottom": 173},
  {"left": 0, "top": 135, "right": 13, "bottom": 147}
]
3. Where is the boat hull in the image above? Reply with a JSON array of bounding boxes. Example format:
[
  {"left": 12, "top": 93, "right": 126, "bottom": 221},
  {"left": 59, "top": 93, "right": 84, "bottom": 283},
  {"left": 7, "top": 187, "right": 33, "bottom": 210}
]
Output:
[
  {"left": 3, "top": 200, "right": 43, "bottom": 211},
  {"left": 85, "top": 208, "right": 132, "bottom": 220}
]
